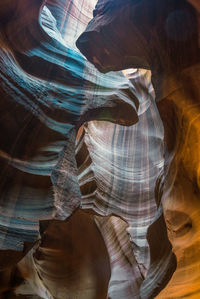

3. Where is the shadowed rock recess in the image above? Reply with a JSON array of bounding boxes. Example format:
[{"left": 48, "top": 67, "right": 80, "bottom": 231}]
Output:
[
  {"left": 0, "top": 0, "right": 199, "bottom": 298},
  {"left": 76, "top": 0, "right": 200, "bottom": 298}
]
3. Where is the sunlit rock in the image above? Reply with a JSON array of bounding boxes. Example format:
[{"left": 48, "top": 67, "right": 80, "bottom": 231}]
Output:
[
  {"left": 156, "top": 67, "right": 200, "bottom": 298},
  {"left": 77, "top": 0, "right": 200, "bottom": 297},
  {"left": 0, "top": 0, "right": 139, "bottom": 256}
]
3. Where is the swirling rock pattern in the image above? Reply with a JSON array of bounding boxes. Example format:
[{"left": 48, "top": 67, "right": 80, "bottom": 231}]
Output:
[
  {"left": 156, "top": 64, "right": 200, "bottom": 298},
  {"left": 77, "top": 0, "right": 200, "bottom": 298},
  {"left": 0, "top": 0, "right": 162, "bottom": 298},
  {"left": 1, "top": 0, "right": 167, "bottom": 298},
  {"left": 76, "top": 68, "right": 164, "bottom": 299},
  {"left": 0, "top": 0, "right": 139, "bottom": 254},
  {"left": 2, "top": 0, "right": 199, "bottom": 298}
]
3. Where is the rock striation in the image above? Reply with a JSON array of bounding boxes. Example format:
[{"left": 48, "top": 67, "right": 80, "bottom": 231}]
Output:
[
  {"left": 0, "top": 0, "right": 139, "bottom": 253},
  {"left": 76, "top": 0, "right": 200, "bottom": 298}
]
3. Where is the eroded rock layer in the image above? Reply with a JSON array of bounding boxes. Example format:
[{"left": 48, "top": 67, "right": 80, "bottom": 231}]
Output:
[
  {"left": 0, "top": 0, "right": 139, "bottom": 252},
  {"left": 76, "top": 0, "right": 200, "bottom": 298},
  {"left": 1, "top": 0, "right": 200, "bottom": 298}
]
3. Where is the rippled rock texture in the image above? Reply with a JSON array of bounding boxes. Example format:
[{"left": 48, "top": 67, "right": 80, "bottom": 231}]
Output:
[
  {"left": 0, "top": 0, "right": 164, "bottom": 298},
  {"left": 0, "top": 0, "right": 140, "bottom": 252},
  {"left": 0, "top": 0, "right": 147, "bottom": 297},
  {"left": 77, "top": 0, "right": 200, "bottom": 298},
  {"left": 1, "top": 0, "right": 199, "bottom": 298}
]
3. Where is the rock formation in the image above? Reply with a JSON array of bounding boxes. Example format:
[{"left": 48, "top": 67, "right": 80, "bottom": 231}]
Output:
[{"left": 77, "top": 0, "right": 200, "bottom": 298}]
